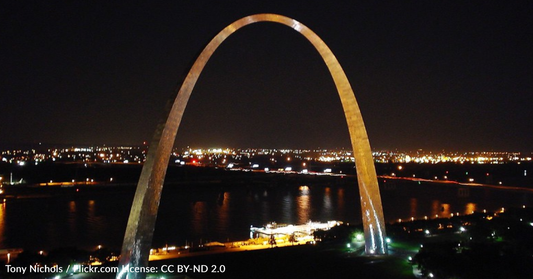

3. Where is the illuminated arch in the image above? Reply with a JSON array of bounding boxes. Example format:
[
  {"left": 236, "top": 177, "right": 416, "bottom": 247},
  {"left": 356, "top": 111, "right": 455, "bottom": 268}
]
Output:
[{"left": 118, "top": 13, "right": 386, "bottom": 278}]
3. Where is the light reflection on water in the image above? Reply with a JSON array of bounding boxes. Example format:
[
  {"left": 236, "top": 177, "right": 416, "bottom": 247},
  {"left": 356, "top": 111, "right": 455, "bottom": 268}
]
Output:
[
  {"left": 215, "top": 192, "right": 230, "bottom": 238},
  {"left": 0, "top": 203, "right": 5, "bottom": 245},
  {"left": 321, "top": 187, "right": 333, "bottom": 220},
  {"left": 409, "top": 198, "right": 417, "bottom": 218},
  {"left": 68, "top": 200, "right": 76, "bottom": 234},
  {"left": 281, "top": 192, "right": 292, "bottom": 222},
  {"left": 296, "top": 187, "right": 310, "bottom": 224},
  {"left": 0, "top": 180, "right": 532, "bottom": 250},
  {"left": 441, "top": 203, "right": 451, "bottom": 218},
  {"left": 465, "top": 202, "right": 477, "bottom": 215},
  {"left": 191, "top": 201, "right": 207, "bottom": 236}
]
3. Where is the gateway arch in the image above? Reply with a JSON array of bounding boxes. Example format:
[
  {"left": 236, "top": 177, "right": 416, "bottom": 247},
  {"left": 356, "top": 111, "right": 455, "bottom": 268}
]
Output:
[{"left": 118, "top": 13, "right": 387, "bottom": 278}]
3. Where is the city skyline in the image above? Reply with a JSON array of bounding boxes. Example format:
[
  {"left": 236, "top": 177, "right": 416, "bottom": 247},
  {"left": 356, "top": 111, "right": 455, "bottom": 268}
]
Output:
[
  {"left": 1, "top": 1, "right": 532, "bottom": 152},
  {"left": 2, "top": 144, "right": 531, "bottom": 166}
]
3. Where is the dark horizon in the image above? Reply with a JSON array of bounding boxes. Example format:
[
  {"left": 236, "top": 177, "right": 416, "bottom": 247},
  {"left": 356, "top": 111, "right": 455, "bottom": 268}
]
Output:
[{"left": 1, "top": 1, "right": 532, "bottom": 152}]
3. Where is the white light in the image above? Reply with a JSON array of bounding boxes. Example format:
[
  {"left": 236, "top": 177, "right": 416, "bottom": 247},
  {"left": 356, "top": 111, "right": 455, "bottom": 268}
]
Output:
[
  {"left": 347, "top": 243, "right": 351, "bottom": 248},
  {"left": 425, "top": 229, "right": 430, "bottom": 235},
  {"left": 264, "top": 168, "right": 269, "bottom": 172},
  {"left": 301, "top": 169, "right": 308, "bottom": 174},
  {"left": 386, "top": 238, "right": 391, "bottom": 243},
  {"left": 429, "top": 273, "right": 434, "bottom": 278},
  {"left": 285, "top": 167, "right": 292, "bottom": 171},
  {"left": 324, "top": 168, "right": 332, "bottom": 173},
  {"left": 252, "top": 164, "right": 259, "bottom": 168},
  {"left": 459, "top": 226, "right": 466, "bottom": 232}
]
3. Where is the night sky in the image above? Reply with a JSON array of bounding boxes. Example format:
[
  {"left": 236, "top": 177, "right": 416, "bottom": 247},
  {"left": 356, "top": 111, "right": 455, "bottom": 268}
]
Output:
[{"left": 1, "top": 1, "right": 532, "bottom": 151}]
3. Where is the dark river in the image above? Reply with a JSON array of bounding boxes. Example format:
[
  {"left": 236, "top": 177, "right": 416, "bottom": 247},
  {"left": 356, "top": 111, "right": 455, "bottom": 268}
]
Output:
[{"left": 1, "top": 180, "right": 532, "bottom": 251}]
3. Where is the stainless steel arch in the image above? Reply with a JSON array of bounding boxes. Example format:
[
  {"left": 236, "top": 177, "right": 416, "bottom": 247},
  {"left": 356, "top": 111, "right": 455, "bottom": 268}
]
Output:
[{"left": 117, "top": 13, "right": 387, "bottom": 278}]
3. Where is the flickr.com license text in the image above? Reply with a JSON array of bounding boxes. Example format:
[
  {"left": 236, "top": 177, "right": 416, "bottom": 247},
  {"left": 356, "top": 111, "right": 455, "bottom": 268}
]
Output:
[{"left": 5, "top": 264, "right": 226, "bottom": 275}]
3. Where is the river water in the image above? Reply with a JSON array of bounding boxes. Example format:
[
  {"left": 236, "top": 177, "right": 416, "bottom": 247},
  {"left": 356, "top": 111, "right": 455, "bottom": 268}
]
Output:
[{"left": 1, "top": 180, "right": 532, "bottom": 251}]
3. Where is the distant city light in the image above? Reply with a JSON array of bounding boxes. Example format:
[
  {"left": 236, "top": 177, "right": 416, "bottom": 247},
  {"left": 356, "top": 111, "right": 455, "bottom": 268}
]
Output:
[{"left": 1, "top": 146, "right": 530, "bottom": 169}]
